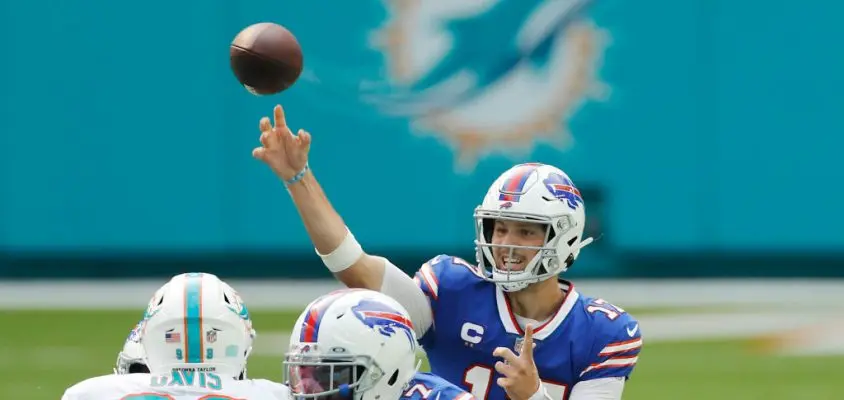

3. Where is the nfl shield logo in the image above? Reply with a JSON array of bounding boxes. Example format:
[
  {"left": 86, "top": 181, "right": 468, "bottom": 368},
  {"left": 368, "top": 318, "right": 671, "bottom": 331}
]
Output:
[
  {"left": 514, "top": 336, "right": 525, "bottom": 354},
  {"left": 206, "top": 329, "right": 218, "bottom": 344}
]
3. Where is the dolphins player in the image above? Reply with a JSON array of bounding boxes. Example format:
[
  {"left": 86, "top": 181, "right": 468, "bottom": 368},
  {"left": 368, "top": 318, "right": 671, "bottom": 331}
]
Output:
[
  {"left": 253, "top": 105, "right": 643, "bottom": 400},
  {"left": 62, "top": 272, "right": 289, "bottom": 400}
]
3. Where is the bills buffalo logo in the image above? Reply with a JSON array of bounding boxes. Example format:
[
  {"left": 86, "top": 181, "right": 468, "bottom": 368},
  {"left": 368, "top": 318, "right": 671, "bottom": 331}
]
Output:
[
  {"left": 352, "top": 299, "right": 416, "bottom": 350},
  {"left": 542, "top": 173, "right": 583, "bottom": 210},
  {"left": 126, "top": 321, "right": 144, "bottom": 343}
]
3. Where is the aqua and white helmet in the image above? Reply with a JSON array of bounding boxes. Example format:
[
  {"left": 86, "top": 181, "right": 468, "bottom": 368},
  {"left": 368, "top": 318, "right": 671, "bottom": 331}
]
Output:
[{"left": 139, "top": 272, "right": 256, "bottom": 379}]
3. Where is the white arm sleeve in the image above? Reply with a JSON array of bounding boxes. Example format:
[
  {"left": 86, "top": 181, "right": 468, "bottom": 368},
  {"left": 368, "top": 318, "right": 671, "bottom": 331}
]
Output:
[
  {"left": 568, "top": 378, "right": 625, "bottom": 400},
  {"left": 377, "top": 257, "right": 434, "bottom": 338}
]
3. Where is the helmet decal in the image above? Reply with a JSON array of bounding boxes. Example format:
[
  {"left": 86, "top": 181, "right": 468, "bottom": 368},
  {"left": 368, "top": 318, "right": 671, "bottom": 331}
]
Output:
[
  {"left": 352, "top": 298, "right": 415, "bottom": 351},
  {"left": 542, "top": 172, "right": 583, "bottom": 210},
  {"left": 498, "top": 163, "right": 542, "bottom": 202}
]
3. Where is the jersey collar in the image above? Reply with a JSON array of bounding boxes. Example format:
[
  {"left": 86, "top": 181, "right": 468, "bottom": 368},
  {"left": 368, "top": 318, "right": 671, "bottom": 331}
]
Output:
[{"left": 495, "top": 279, "right": 579, "bottom": 340}]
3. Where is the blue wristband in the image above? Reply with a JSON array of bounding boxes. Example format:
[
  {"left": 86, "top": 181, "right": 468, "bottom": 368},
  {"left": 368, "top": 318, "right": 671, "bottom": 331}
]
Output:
[{"left": 284, "top": 163, "right": 309, "bottom": 186}]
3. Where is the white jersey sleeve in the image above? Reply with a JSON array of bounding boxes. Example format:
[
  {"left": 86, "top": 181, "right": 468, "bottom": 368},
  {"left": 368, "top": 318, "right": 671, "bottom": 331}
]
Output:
[
  {"left": 568, "top": 377, "right": 625, "bottom": 400},
  {"left": 250, "top": 378, "right": 293, "bottom": 399},
  {"left": 62, "top": 372, "right": 289, "bottom": 400},
  {"left": 378, "top": 257, "right": 434, "bottom": 337}
]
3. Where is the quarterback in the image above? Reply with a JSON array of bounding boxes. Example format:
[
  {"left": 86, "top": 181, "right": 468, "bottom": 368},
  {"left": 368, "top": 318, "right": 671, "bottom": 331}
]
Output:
[{"left": 253, "top": 105, "right": 643, "bottom": 400}]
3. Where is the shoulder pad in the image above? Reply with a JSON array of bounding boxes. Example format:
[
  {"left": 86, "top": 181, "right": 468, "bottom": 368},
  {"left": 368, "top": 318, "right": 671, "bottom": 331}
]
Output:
[{"left": 578, "top": 298, "right": 642, "bottom": 381}]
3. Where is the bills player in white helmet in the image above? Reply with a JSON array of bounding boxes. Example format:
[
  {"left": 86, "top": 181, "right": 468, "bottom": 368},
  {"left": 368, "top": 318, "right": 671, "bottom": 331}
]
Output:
[
  {"left": 473, "top": 163, "right": 593, "bottom": 292},
  {"left": 254, "top": 105, "right": 643, "bottom": 400},
  {"left": 285, "top": 288, "right": 475, "bottom": 400},
  {"left": 114, "top": 321, "right": 149, "bottom": 375},
  {"left": 62, "top": 272, "right": 290, "bottom": 400}
]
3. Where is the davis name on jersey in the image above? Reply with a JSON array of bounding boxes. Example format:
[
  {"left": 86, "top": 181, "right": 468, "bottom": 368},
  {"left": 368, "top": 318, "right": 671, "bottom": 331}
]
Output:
[
  {"left": 414, "top": 255, "right": 642, "bottom": 400},
  {"left": 403, "top": 372, "right": 475, "bottom": 400},
  {"left": 61, "top": 371, "right": 289, "bottom": 400}
]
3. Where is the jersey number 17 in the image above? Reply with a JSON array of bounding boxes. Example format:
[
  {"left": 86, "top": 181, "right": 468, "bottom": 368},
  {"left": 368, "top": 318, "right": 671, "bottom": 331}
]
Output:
[{"left": 463, "top": 366, "right": 569, "bottom": 400}]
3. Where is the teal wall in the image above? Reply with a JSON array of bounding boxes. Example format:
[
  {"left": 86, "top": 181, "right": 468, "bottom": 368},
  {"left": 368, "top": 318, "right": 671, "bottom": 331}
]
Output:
[{"left": 1, "top": 0, "right": 842, "bottom": 277}]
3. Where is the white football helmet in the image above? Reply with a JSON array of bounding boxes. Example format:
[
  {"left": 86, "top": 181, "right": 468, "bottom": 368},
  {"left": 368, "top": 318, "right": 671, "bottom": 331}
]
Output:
[
  {"left": 284, "top": 289, "right": 419, "bottom": 400},
  {"left": 474, "top": 163, "right": 593, "bottom": 292},
  {"left": 114, "top": 320, "right": 149, "bottom": 374},
  {"left": 138, "top": 272, "right": 256, "bottom": 379}
]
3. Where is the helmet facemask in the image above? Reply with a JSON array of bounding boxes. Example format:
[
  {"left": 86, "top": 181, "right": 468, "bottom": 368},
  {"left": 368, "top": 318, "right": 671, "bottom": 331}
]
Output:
[
  {"left": 283, "top": 343, "right": 382, "bottom": 400},
  {"left": 114, "top": 321, "right": 148, "bottom": 375},
  {"left": 114, "top": 351, "right": 149, "bottom": 375},
  {"left": 474, "top": 208, "right": 578, "bottom": 292}
]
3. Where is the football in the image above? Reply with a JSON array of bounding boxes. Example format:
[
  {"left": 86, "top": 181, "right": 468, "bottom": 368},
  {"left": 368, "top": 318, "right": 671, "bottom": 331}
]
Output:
[{"left": 230, "top": 22, "right": 303, "bottom": 95}]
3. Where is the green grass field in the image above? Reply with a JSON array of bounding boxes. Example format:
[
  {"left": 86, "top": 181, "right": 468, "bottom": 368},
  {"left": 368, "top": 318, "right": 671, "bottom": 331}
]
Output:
[{"left": 2, "top": 309, "right": 841, "bottom": 400}]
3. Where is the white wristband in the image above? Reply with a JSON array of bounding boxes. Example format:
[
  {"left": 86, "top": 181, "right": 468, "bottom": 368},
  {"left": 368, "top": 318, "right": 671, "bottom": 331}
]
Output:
[
  {"left": 315, "top": 228, "right": 364, "bottom": 273},
  {"left": 528, "top": 383, "right": 551, "bottom": 400}
]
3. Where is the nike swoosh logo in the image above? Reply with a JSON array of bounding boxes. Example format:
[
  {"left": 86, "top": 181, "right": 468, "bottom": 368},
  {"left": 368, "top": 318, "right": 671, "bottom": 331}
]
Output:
[{"left": 626, "top": 324, "right": 639, "bottom": 337}]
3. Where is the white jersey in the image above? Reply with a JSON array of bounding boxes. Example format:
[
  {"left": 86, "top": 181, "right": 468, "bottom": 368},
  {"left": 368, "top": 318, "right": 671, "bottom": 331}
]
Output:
[{"left": 61, "top": 372, "right": 289, "bottom": 400}]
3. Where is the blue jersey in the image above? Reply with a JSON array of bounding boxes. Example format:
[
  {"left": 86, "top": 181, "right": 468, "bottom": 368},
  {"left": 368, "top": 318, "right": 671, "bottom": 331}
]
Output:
[
  {"left": 401, "top": 372, "right": 475, "bottom": 400},
  {"left": 413, "top": 255, "right": 642, "bottom": 400}
]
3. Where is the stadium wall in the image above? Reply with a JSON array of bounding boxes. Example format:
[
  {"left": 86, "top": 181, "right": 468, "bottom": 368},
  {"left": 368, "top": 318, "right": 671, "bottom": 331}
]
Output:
[
  {"left": 2, "top": 249, "right": 842, "bottom": 279},
  {"left": 2, "top": 0, "right": 842, "bottom": 279}
]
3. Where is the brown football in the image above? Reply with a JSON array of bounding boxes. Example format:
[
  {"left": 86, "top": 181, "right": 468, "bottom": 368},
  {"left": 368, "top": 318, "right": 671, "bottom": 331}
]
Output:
[{"left": 230, "top": 22, "right": 303, "bottom": 95}]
